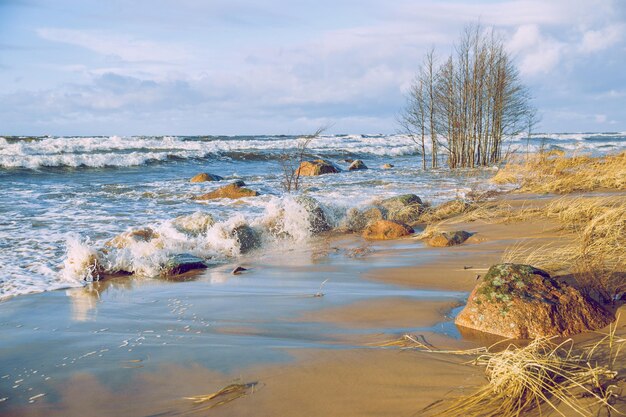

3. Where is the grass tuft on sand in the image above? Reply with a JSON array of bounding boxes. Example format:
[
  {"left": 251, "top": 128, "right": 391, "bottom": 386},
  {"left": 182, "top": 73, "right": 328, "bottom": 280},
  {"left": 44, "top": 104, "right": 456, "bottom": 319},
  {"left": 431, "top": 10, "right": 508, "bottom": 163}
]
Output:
[{"left": 492, "top": 150, "right": 626, "bottom": 194}]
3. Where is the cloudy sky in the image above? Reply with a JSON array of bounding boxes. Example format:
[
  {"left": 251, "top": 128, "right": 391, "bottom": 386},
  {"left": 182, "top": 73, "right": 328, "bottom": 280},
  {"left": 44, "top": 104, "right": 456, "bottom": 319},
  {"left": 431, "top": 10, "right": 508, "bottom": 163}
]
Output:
[{"left": 1, "top": 0, "right": 625, "bottom": 135}]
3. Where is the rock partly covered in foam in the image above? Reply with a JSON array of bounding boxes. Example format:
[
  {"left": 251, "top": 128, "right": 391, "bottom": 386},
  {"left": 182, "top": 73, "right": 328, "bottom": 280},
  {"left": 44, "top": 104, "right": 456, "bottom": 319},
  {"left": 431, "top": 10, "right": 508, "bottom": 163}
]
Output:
[
  {"left": 427, "top": 231, "right": 472, "bottom": 247},
  {"left": 172, "top": 212, "right": 215, "bottom": 235},
  {"left": 194, "top": 182, "right": 259, "bottom": 200},
  {"left": 295, "top": 196, "right": 332, "bottom": 234},
  {"left": 190, "top": 173, "right": 224, "bottom": 183},
  {"left": 105, "top": 227, "right": 163, "bottom": 249},
  {"left": 161, "top": 254, "right": 208, "bottom": 276},
  {"left": 348, "top": 160, "right": 368, "bottom": 171},
  {"left": 231, "top": 225, "right": 261, "bottom": 254},
  {"left": 295, "top": 160, "right": 340, "bottom": 176},
  {"left": 455, "top": 263, "right": 614, "bottom": 339},
  {"left": 380, "top": 194, "right": 424, "bottom": 224},
  {"left": 362, "top": 220, "right": 414, "bottom": 240}
]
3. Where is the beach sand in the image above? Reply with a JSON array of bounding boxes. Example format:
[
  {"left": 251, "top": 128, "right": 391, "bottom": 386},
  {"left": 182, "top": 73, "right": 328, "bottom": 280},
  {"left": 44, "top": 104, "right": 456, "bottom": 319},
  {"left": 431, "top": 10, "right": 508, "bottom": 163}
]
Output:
[{"left": 1, "top": 192, "right": 624, "bottom": 417}]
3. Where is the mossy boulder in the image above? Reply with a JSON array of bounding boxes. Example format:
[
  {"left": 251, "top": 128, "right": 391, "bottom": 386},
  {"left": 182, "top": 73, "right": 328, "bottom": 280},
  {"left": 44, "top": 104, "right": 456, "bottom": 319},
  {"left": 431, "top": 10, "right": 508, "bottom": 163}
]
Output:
[
  {"left": 190, "top": 173, "right": 223, "bottom": 183},
  {"left": 380, "top": 194, "right": 424, "bottom": 223},
  {"left": 362, "top": 220, "right": 414, "bottom": 240},
  {"left": 194, "top": 182, "right": 259, "bottom": 200},
  {"left": 295, "top": 196, "right": 332, "bottom": 234},
  {"left": 342, "top": 207, "right": 385, "bottom": 233},
  {"left": 348, "top": 160, "right": 368, "bottom": 171},
  {"left": 455, "top": 263, "right": 614, "bottom": 339},
  {"left": 161, "top": 254, "right": 208, "bottom": 276},
  {"left": 427, "top": 231, "right": 472, "bottom": 247},
  {"left": 295, "top": 160, "right": 340, "bottom": 176}
]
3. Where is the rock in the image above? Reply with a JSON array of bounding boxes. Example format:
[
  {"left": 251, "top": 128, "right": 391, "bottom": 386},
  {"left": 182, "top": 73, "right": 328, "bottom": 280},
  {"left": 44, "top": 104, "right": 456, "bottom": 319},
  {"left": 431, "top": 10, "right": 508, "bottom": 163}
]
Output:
[
  {"left": 427, "top": 231, "right": 472, "bottom": 247},
  {"left": 105, "top": 228, "right": 161, "bottom": 249},
  {"left": 295, "top": 160, "right": 340, "bottom": 176},
  {"left": 190, "top": 173, "right": 223, "bottom": 183},
  {"left": 161, "top": 254, "right": 208, "bottom": 276},
  {"left": 232, "top": 266, "right": 247, "bottom": 275},
  {"left": 381, "top": 163, "right": 394, "bottom": 169},
  {"left": 348, "top": 160, "right": 368, "bottom": 171},
  {"left": 380, "top": 194, "right": 424, "bottom": 224},
  {"left": 194, "top": 182, "right": 259, "bottom": 200},
  {"left": 455, "top": 263, "right": 614, "bottom": 339},
  {"left": 362, "top": 220, "right": 414, "bottom": 240},
  {"left": 295, "top": 196, "right": 332, "bottom": 234},
  {"left": 231, "top": 225, "right": 261, "bottom": 254},
  {"left": 172, "top": 212, "right": 215, "bottom": 235},
  {"left": 343, "top": 207, "right": 385, "bottom": 233}
]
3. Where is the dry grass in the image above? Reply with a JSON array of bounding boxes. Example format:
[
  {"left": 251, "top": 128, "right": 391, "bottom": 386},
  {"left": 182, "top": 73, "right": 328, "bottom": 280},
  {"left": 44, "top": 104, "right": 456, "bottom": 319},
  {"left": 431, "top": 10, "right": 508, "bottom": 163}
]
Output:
[
  {"left": 418, "top": 199, "right": 473, "bottom": 223},
  {"left": 183, "top": 382, "right": 257, "bottom": 413},
  {"left": 492, "top": 150, "right": 626, "bottom": 194}
]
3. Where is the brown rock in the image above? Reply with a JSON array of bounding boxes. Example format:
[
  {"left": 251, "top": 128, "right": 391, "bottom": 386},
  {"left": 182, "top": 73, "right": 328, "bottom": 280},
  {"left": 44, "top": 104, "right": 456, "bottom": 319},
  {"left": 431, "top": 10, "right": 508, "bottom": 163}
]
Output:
[
  {"left": 381, "top": 194, "right": 424, "bottom": 223},
  {"left": 348, "top": 160, "right": 368, "bottom": 171},
  {"left": 343, "top": 207, "right": 385, "bottom": 233},
  {"left": 362, "top": 220, "right": 414, "bottom": 240},
  {"left": 105, "top": 228, "right": 161, "bottom": 249},
  {"left": 295, "top": 160, "right": 340, "bottom": 176},
  {"left": 194, "top": 182, "right": 259, "bottom": 200},
  {"left": 455, "top": 263, "right": 614, "bottom": 339},
  {"left": 427, "top": 231, "right": 472, "bottom": 247},
  {"left": 381, "top": 163, "right": 394, "bottom": 169},
  {"left": 190, "top": 173, "right": 223, "bottom": 183}
]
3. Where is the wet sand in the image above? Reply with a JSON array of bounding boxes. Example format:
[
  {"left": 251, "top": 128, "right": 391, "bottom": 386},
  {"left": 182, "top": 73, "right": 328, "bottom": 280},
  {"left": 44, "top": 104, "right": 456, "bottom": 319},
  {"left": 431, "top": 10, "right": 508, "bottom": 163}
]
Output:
[{"left": 1, "top": 193, "right": 625, "bottom": 417}]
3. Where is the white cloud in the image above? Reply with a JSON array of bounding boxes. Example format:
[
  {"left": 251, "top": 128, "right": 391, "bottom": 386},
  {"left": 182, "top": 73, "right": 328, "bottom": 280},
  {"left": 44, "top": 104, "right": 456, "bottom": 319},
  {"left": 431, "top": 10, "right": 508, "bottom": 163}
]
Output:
[
  {"left": 579, "top": 24, "right": 625, "bottom": 53},
  {"left": 36, "top": 28, "right": 191, "bottom": 63},
  {"left": 507, "top": 25, "right": 565, "bottom": 76}
]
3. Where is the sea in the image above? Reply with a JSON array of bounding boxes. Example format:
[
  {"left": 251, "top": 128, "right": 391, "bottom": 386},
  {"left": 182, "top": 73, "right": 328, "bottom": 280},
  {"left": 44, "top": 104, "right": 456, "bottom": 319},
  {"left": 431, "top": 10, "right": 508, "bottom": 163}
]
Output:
[{"left": 1, "top": 132, "right": 624, "bottom": 299}]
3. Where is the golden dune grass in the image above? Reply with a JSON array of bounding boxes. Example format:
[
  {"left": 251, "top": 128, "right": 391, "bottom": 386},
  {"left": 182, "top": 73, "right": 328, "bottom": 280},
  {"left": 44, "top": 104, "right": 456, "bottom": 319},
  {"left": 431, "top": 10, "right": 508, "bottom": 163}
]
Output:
[{"left": 492, "top": 150, "right": 626, "bottom": 194}]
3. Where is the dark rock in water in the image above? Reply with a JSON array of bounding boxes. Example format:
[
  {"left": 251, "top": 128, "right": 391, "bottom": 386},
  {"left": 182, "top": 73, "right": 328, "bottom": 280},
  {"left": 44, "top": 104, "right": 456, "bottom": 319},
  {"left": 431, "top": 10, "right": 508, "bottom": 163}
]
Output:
[
  {"left": 362, "top": 220, "right": 413, "bottom": 240},
  {"left": 231, "top": 225, "right": 261, "bottom": 254},
  {"left": 455, "top": 263, "right": 614, "bottom": 339},
  {"left": 295, "top": 160, "right": 340, "bottom": 176},
  {"left": 161, "top": 254, "right": 208, "bottom": 276},
  {"left": 343, "top": 158, "right": 354, "bottom": 163},
  {"left": 190, "top": 173, "right": 224, "bottom": 183},
  {"left": 194, "top": 182, "right": 259, "bottom": 200},
  {"left": 427, "top": 231, "right": 472, "bottom": 247},
  {"left": 295, "top": 195, "right": 332, "bottom": 234},
  {"left": 380, "top": 194, "right": 424, "bottom": 224},
  {"left": 232, "top": 266, "right": 248, "bottom": 275},
  {"left": 232, "top": 180, "right": 246, "bottom": 187},
  {"left": 348, "top": 160, "right": 368, "bottom": 171}
]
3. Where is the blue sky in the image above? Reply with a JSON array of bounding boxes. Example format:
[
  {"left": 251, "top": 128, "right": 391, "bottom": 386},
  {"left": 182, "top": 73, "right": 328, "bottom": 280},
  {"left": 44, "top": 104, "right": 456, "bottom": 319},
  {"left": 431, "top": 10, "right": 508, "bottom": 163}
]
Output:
[{"left": 1, "top": 0, "right": 625, "bottom": 135}]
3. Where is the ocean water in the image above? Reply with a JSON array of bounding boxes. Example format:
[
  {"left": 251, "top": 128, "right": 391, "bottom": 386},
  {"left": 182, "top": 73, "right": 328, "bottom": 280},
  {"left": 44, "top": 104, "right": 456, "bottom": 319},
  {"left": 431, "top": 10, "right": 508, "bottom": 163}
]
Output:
[{"left": 0, "top": 132, "right": 624, "bottom": 299}]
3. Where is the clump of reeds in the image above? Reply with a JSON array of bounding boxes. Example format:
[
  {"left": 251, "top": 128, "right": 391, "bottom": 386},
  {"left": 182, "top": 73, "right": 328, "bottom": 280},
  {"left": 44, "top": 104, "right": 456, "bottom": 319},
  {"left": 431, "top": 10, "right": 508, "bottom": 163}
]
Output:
[
  {"left": 418, "top": 199, "right": 473, "bottom": 223},
  {"left": 492, "top": 150, "right": 626, "bottom": 194},
  {"left": 423, "top": 337, "right": 621, "bottom": 417}
]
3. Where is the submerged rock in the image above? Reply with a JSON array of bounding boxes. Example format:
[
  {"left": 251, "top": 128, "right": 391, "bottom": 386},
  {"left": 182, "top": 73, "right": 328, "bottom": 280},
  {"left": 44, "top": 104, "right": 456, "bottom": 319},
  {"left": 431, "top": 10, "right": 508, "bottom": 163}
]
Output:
[
  {"left": 380, "top": 194, "right": 424, "bottom": 224},
  {"left": 381, "top": 163, "right": 394, "bottom": 169},
  {"left": 161, "top": 254, "right": 208, "bottom": 276},
  {"left": 362, "top": 220, "right": 414, "bottom": 240},
  {"left": 190, "top": 173, "right": 224, "bottom": 183},
  {"left": 295, "top": 195, "right": 332, "bottom": 234},
  {"left": 348, "top": 160, "right": 368, "bottom": 171},
  {"left": 232, "top": 266, "right": 248, "bottom": 275},
  {"left": 295, "top": 160, "right": 340, "bottom": 176},
  {"left": 194, "top": 182, "right": 259, "bottom": 200},
  {"left": 231, "top": 225, "right": 261, "bottom": 254},
  {"left": 105, "top": 228, "right": 161, "bottom": 249},
  {"left": 455, "top": 263, "right": 614, "bottom": 339},
  {"left": 172, "top": 212, "right": 215, "bottom": 235},
  {"left": 427, "top": 231, "right": 472, "bottom": 247}
]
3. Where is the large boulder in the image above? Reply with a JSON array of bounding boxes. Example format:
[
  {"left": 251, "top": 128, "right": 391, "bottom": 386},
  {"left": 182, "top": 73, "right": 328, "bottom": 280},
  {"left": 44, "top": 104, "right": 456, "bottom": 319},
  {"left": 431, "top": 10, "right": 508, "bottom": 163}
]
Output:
[
  {"left": 348, "top": 160, "right": 368, "bottom": 171},
  {"left": 296, "top": 196, "right": 332, "bottom": 234},
  {"left": 427, "top": 231, "right": 472, "bottom": 247},
  {"left": 295, "top": 160, "right": 340, "bottom": 176},
  {"left": 161, "top": 254, "right": 208, "bottom": 276},
  {"left": 194, "top": 182, "right": 259, "bottom": 200},
  {"left": 455, "top": 263, "right": 614, "bottom": 339},
  {"left": 363, "top": 220, "right": 414, "bottom": 240},
  {"left": 380, "top": 194, "right": 424, "bottom": 224},
  {"left": 190, "top": 173, "right": 224, "bottom": 183},
  {"left": 231, "top": 225, "right": 261, "bottom": 254},
  {"left": 171, "top": 212, "right": 215, "bottom": 235}
]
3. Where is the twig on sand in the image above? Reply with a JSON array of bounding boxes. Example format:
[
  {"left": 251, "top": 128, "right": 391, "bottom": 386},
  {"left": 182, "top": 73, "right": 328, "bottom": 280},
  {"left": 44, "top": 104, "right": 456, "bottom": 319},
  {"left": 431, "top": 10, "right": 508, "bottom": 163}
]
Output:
[
  {"left": 314, "top": 279, "right": 329, "bottom": 297},
  {"left": 183, "top": 381, "right": 258, "bottom": 413}
]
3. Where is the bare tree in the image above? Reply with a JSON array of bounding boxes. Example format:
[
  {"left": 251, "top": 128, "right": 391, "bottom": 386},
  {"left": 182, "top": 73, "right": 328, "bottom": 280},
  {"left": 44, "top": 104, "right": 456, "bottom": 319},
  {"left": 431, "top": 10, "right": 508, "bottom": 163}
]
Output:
[
  {"left": 402, "top": 23, "right": 535, "bottom": 168},
  {"left": 279, "top": 126, "right": 327, "bottom": 192}
]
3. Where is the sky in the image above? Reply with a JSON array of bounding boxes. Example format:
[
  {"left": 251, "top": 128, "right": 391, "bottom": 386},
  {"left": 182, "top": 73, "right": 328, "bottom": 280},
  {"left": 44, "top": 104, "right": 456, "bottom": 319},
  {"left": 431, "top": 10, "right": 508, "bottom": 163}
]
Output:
[{"left": 0, "top": 0, "right": 625, "bottom": 135}]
